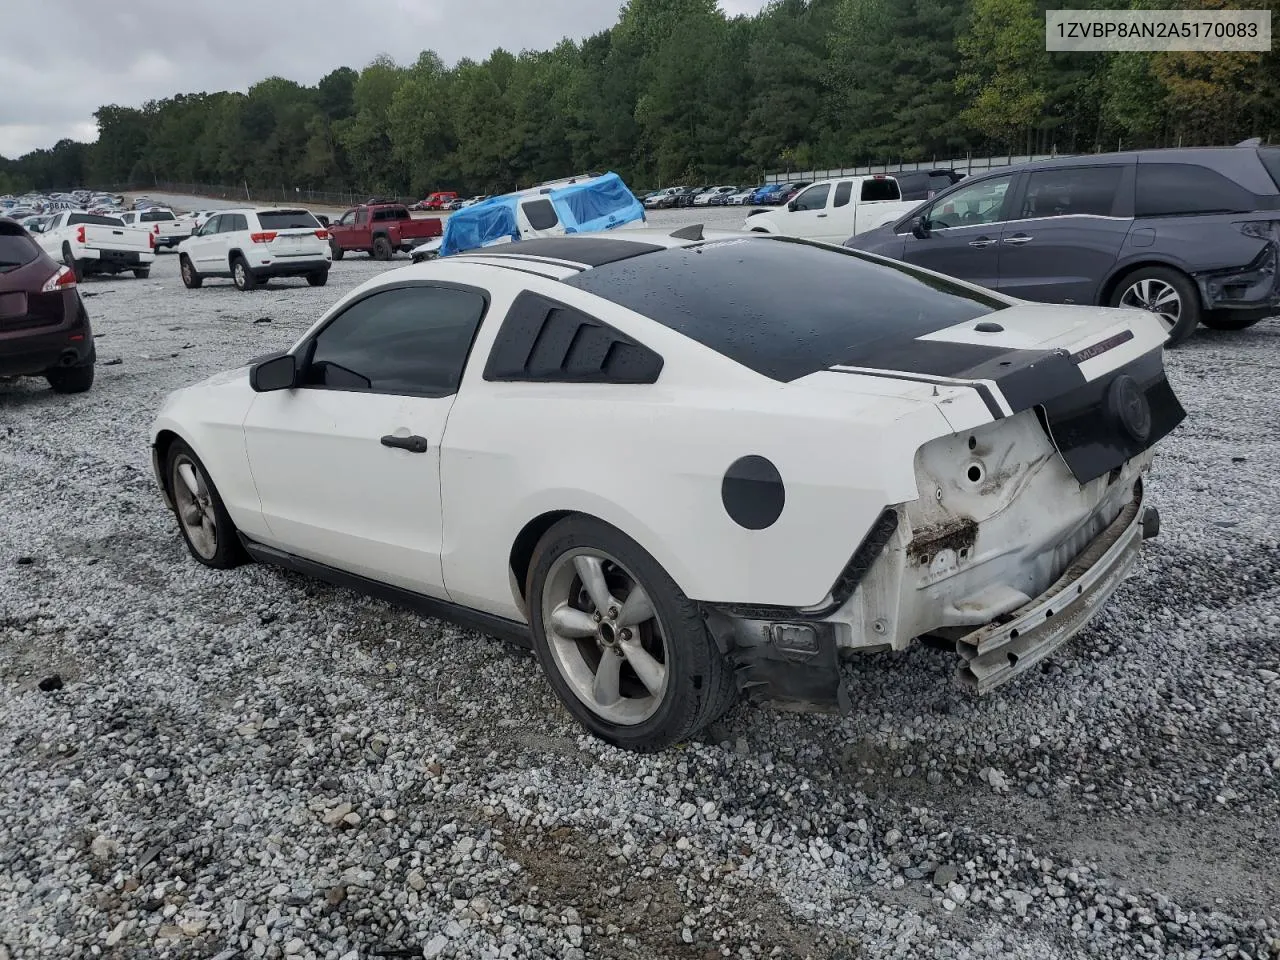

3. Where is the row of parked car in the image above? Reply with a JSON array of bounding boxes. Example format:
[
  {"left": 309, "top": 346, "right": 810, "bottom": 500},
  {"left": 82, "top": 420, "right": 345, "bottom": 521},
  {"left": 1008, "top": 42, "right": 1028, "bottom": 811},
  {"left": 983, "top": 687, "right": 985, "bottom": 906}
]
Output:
[{"left": 638, "top": 169, "right": 966, "bottom": 211}]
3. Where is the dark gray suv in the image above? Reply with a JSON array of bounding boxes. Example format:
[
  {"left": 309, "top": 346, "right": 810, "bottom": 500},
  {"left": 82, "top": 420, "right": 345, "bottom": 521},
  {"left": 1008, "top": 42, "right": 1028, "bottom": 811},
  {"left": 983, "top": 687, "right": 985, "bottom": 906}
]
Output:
[{"left": 846, "top": 147, "right": 1280, "bottom": 343}]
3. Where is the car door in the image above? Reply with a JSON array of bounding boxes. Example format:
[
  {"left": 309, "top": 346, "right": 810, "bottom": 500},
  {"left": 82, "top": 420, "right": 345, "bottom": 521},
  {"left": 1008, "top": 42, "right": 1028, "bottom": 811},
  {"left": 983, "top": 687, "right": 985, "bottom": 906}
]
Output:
[
  {"left": 897, "top": 173, "right": 1017, "bottom": 289},
  {"left": 186, "top": 215, "right": 220, "bottom": 269},
  {"left": 782, "top": 183, "right": 832, "bottom": 239},
  {"left": 242, "top": 282, "right": 489, "bottom": 598},
  {"left": 996, "top": 164, "right": 1131, "bottom": 305}
]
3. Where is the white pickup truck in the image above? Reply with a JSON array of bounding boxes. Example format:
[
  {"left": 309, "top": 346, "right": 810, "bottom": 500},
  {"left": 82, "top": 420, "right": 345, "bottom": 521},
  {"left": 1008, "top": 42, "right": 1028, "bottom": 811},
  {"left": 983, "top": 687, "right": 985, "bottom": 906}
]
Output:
[
  {"left": 118, "top": 208, "right": 191, "bottom": 249},
  {"left": 34, "top": 211, "right": 156, "bottom": 280},
  {"left": 744, "top": 174, "right": 919, "bottom": 244}
]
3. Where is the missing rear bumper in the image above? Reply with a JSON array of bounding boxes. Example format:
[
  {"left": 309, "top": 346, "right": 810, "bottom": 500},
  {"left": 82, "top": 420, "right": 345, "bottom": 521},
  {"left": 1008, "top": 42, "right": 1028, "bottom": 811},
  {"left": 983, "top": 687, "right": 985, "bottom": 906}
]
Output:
[{"left": 955, "top": 487, "right": 1147, "bottom": 694}]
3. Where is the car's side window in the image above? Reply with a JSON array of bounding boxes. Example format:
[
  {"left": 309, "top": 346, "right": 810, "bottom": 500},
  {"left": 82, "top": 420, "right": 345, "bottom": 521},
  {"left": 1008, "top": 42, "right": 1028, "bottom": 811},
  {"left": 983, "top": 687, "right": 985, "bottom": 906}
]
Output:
[
  {"left": 202, "top": 215, "right": 221, "bottom": 235},
  {"left": 232, "top": 214, "right": 248, "bottom": 232},
  {"left": 792, "top": 184, "right": 830, "bottom": 212},
  {"left": 1020, "top": 166, "right": 1124, "bottom": 219},
  {"left": 302, "top": 286, "right": 489, "bottom": 397},
  {"left": 1136, "top": 163, "right": 1259, "bottom": 217},
  {"left": 355, "top": 209, "right": 368, "bottom": 225},
  {"left": 926, "top": 175, "right": 1013, "bottom": 229},
  {"left": 833, "top": 181, "right": 853, "bottom": 208},
  {"left": 522, "top": 199, "right": 559, "bottom": 231},
  {"left": 338, "top": 210, "right": 355, "bottom": 226}
]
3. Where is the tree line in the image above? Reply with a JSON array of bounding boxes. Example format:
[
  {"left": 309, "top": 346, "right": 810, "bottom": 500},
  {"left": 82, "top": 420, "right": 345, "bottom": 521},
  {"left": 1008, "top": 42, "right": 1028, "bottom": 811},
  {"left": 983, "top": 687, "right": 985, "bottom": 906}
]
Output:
[{"left": 2, "top": 0, "right": 1277, "bottom": 198}]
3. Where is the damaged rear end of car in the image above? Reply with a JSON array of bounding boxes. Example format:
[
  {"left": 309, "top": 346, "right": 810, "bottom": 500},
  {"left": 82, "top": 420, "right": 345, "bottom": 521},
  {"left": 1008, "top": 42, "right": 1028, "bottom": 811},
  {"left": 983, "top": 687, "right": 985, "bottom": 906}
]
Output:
[{"left": 707, "top": 300, "right": 1184, "bottom": 712}]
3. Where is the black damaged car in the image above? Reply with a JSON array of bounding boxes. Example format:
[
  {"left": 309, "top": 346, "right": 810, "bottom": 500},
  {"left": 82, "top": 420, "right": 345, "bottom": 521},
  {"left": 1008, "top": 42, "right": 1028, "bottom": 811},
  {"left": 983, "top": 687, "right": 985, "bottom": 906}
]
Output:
[{"left": 846, "top": 146, "right": 1280, "bottom": 344}]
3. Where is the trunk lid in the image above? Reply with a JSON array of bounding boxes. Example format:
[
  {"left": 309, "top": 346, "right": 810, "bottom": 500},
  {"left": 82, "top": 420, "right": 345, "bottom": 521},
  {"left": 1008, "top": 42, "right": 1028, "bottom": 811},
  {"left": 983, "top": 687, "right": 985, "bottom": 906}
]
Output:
[{"left": 84, "top": 224, "right": 151, "bottom": 253}]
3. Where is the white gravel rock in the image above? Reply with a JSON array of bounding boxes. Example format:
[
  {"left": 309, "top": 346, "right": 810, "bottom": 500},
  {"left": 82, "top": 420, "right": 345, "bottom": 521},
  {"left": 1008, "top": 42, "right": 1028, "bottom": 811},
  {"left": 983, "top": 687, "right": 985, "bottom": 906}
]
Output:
[{"left": 0, "top": 234, "right": 1277, "bottom": 958}]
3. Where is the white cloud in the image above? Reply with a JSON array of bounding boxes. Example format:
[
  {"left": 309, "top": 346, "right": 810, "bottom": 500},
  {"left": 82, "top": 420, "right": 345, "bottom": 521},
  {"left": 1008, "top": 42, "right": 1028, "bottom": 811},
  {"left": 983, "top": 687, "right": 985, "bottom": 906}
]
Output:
[{"left": 0, "top": 0, "right": 771, "bottom": 158}]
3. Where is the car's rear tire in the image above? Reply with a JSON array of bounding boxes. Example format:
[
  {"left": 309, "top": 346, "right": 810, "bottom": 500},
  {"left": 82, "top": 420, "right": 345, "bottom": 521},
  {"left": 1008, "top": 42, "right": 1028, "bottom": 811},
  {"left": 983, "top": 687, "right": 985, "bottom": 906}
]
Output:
[
  {"left": 372, "top": 235, "right": 393, "bottom": 261},
  {"left": 231, "top": 256, "right": 258, "bottom": 292},
  {"left": 330, "top": 239, "right": 344, "bottom": 261},
  {"left": 132, "top": 268, "right": 150, "bottom": 279},
  {"left": 46, "top": 363, "right": 94, "bottom": 394},
  {"left": 1199, "top": 310, "right": 1267, "bottom": 331},
  {"left": 306, "top": 270, "right": 329, "bottom": 287},
  {"left": 527, "top": 515, "right": 736, "bottom": 752},
  {"left": 179, "top": 255, "right": 202, "bottom": 289},
  {"left": 164, "top": 439, "right": 247, "bottom": 569},
  {"left": 1109, "top": 266, "right": 1200, "bottom": 345}
]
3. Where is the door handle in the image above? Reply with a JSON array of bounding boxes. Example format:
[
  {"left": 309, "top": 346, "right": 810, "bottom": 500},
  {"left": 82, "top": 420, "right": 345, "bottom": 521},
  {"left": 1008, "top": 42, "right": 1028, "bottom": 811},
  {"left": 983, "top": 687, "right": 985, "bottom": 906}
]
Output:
[
  {"left": 380, "top": 434, "right": 429, "bottom": 454},
  {"left": 968, "top": 237, "right": 996, "bottom": 248},
  {"left": 1002, "top": 235, "right": 1033, "bottom": 245},
  {"left": 816, "top": 213, "right": 828, "bottom": 218}
]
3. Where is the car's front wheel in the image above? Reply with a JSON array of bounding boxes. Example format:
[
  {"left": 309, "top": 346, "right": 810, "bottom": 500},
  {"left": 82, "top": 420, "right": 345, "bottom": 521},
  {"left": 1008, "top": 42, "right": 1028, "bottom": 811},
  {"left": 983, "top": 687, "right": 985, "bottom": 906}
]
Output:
[
  {"left": 1111, "top": 267, "right": 1200, "bottom": 345},
  {"left": 164, "top": 440, "right": 246, "bottom": 569},
  {"left": 330, "top": 239, "right": 344, "bottom": 261},
  {"left": 372, "top": 235, "right": 393, "bottom": 261},
  {"left": 528, "top": 516, "right": 736, "bottom": 751},
  {"left": 179, "top": 255, "right": 202, "bottom": 289}
]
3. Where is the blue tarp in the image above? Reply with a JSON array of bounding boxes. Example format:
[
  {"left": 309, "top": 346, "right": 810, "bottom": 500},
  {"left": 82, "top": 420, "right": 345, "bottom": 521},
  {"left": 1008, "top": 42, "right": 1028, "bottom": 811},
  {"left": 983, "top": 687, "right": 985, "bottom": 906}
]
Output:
[
  {"left": 437, "top": 196, "right": 520, "bottom": 257},
  {"left": 437, "top": 172, "right": 644, "bottom": 257},
  {"left": 549, "top": 173, "right": 646, "bottom": 235}
]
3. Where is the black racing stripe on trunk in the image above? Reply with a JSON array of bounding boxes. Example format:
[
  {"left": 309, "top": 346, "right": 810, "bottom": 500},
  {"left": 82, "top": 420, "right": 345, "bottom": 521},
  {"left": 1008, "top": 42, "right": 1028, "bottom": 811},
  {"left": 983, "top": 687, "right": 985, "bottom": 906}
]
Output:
[
  {"left": 827, "top": 367, "right": 1005, "bottom": 420},
  {"left": 951, "top": 348, "right": 1088, "bottom": 412}
]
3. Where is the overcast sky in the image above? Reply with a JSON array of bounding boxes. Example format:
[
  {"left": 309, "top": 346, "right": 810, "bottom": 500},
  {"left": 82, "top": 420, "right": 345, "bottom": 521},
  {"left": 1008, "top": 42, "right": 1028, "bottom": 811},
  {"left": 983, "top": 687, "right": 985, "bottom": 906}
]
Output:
[{"left": 0, "top": 0, "right": 770, "bottom": 158}]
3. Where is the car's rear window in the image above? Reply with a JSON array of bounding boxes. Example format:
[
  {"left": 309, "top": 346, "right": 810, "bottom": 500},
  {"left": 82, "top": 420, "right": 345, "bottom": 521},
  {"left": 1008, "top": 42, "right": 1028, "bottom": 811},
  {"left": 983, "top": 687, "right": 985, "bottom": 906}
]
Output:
[
  {"left": 67, "top": 213, "right": 126, "bottom": 227},
  {"left": 564, "top": 236, "right": 1006, "bottom": 382},
  {"left": 140, "top": 210, "right": 175, "bottom": 222},
  {"left": 522, "top": 199, "right": 560, "bottom": 230},
  {"left": 862, "top": 178, "right": 901, "bottom": 202},
  {"left": 0, "top": 227, "right": 39, "bottom": 272},
  {"left": 1136, "top": 163, "right": 1260, "bottom": 217},
  {"left": 258, "top": 210, "right": 321, "bottom": 230}
]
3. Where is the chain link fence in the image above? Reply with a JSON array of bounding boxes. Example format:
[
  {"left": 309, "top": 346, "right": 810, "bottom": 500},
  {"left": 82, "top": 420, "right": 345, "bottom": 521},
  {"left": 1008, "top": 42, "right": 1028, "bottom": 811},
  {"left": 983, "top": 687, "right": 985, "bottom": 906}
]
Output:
[
  {"left": 107, "top": 182, "right": 419, "bottom": 209},
  {"left": 763, "top": 152, "right": 1073, "bottom": 184}
]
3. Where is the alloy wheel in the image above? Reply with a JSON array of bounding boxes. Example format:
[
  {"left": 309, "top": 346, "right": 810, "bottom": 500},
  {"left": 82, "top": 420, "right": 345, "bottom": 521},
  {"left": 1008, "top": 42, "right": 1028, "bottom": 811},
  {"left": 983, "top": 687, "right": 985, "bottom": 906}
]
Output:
[
  {"left": 540, "top": 549, "right": 669, "bottom": 725},
  {"left": 1119, "top": 278, "right": 1181, "bottom": 333},
  {"left": 172, "top": 454, "right": 218, "bottom": 560}
]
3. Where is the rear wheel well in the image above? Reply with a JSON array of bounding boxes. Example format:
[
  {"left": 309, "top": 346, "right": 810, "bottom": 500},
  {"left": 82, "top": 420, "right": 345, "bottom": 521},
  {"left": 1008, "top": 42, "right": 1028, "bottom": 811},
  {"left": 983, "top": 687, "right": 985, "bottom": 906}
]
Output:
[
  {"left": 228, "top": 249, "right": 245, "bottom": 268},
  {"left": 153, "top": 430, "right": 182, "bottom": 493},
  {"left": 1100, "top": 261, "right": 1200, "bottom": 307},
  {"left": 510, "top": 511, "right": 575, "bottom": 605}
]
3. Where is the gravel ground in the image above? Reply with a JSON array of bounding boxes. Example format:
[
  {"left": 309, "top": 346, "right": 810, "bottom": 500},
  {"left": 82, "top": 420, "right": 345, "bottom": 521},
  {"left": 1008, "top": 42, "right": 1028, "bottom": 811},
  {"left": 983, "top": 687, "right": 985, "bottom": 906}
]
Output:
[{"left": 1, "top": 224, "right": 1278, "bottom": 960}]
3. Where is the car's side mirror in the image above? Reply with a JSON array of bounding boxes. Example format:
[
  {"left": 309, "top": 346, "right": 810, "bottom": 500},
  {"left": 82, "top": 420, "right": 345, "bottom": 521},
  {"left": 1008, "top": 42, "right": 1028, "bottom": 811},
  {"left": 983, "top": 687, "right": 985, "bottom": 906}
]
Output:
[
  {"left": 250, "top": 353, "right": 297, "bottom": 392},
  {"left": 787, "top": 200, "right": 798, "bottom": 213},
  {"left": 911, "top": 216, "right": 932, "bottom": 240}
]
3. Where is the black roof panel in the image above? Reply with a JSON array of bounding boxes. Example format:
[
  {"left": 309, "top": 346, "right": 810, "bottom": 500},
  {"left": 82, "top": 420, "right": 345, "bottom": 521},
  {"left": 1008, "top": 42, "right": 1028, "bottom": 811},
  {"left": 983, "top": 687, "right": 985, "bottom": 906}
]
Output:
[
  {"left": 563, "top": 236, "right": 1007, "bottom": 382},
  {"left": 464, "top": 236, "right": 665, "bottom": 268}
]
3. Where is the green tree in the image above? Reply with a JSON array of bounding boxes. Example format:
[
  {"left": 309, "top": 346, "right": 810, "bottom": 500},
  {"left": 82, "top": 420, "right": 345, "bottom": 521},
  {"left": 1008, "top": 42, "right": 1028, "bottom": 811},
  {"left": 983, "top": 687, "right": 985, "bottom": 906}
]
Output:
[{"left": 956, "top": 0, "right": 1049, "bottom": 152}]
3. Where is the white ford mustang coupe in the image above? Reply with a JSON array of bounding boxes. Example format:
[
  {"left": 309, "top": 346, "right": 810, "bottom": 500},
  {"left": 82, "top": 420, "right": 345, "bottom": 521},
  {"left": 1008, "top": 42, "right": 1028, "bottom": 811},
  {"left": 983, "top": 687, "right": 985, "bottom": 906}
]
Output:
[{"left": 151, "top": 230, "right": 1184, "bottom": 750}]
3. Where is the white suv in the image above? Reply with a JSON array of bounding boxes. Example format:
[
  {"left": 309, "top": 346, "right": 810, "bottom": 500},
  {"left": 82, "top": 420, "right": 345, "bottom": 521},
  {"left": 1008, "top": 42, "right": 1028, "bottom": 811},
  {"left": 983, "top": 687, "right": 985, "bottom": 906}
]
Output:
[{"left": 177, "top": 208, "right": 331, "bottom": 292}]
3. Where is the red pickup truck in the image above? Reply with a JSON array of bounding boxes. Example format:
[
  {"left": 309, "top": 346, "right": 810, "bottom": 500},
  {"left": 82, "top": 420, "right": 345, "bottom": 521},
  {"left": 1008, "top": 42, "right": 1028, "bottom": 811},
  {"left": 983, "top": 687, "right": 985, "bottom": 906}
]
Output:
[{"left": 327, "top": 203, "right": 443, "bottom": 260}]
